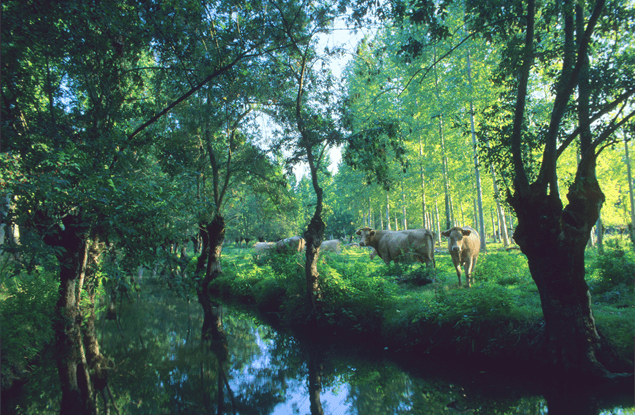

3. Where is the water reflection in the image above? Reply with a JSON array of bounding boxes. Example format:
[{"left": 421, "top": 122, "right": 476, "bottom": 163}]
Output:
[{"left": 4, "top": 282, "right": 633, "bottom": 414}]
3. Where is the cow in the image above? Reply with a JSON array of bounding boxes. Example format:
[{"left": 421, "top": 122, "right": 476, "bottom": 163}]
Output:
[
  {"left": 441, "top": 226, "right": 480, "bottom": 287},
  {"left": 369, "top": 247, "right": 378, "bottom": 260},
  {"left": 276, "top": 236, "right": 306, "bottom": 253},
  {"left": 356, "top": 227, "right": 436, "bottom": 267},
  {"left": 253, "top": 242, "right": 276, "bottom": 255},
  {"left": 320, "top": 239, "right": 341, "bottom": 254}
]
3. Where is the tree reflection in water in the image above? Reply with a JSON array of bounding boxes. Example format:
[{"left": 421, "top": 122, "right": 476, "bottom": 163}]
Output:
[{"left": 4, "top": 282, "right": 632, "bottom": 414}]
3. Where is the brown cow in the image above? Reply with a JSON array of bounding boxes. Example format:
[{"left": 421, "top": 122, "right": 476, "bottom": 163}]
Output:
[
  {"left": 356, "top": 227, "right": 436, "bottom": 267},
  {"left": 275, "top": 236, "right": 306, "bottom": 253},
  {"left": 441, "top": 226, "right": 480, "bottom": 287}
]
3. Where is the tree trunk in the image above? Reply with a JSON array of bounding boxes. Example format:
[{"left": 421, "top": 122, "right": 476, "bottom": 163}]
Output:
[
  {"left": 625, "top": 138, "right": 635, "bottom": 248},
  {"left": 440, "top": 115, "right": 452, "bottom": 231},
  {"left": 433, "top": 45, "right": 452, "bottom": 232},
  {"left": 434, "top": 200, "right": 442, "bottom": 245},
  {"left": 473, "top": 197, "right": 479, "bottom": 235},
  {"left": 196, "top": 215, "right": 225, "bottom": 339},
  {"left": 48, "top": 215, "right": 95, "bottom": 415},
  {"left": 304, "top": 211, "right": 325, "bottom": 322},
  {"left": 0, "top": 193, "right": 9, "bottom": 246},
  {"left": 510, "top": 161, "right": 632, "bottom": 377},
  {"left": 448, "top": 193, "right": 456, "bottom": 227},
  {"left": 595, "top": 215, "right": 603, "bottom": 254},
  {"left": 401, "top": 176, "right": 407, "bottom": 230},
  {"left": 82, "top": 235, "right": 109, "bottom": 394},
  {"left": 379, "top": 205, "right": 384, "bottom": 230},
  {"left": 385, "top": 193, "right": 391, "bottom": 230},
  {"left": 494, "top": 188, "right": 510, "bottom": 247},
  {"left": 466, "top": 46, "right": 487, "bottom": 252},
  {"left": 507, "top": 210, "right": 515, "bottom": 241},
  {"left": 419, "top": 136, "right": 429, "bottom": 230}
]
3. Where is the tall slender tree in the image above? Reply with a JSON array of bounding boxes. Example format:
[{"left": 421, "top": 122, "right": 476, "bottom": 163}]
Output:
[{"left": 267, "top": 0, "right": 344, "bottom": 323}]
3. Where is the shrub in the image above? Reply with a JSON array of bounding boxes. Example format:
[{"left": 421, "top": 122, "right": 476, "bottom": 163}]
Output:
[
  {"left": 1, "top": 267, "right": 58, "bottom": 389},
  {"left": 400, "top": 266, "right": 436, "bottom": 286},
  {"left": 472, "top": 251, "right": 531, "bottom": 286},
  {"left": 252, "top": 277, "right": 287, "bottom": 312},
  {"left": 319, "top": 260, "right": 393, "bottom": 334},
  {"left": 588, "top": 245, "right": 635, "bottom": 296},
  {"left": 437, "top": 285, "right": 514, "bottom": 326}
]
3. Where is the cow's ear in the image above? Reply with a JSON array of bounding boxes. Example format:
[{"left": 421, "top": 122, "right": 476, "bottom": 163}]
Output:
[
  {"left": 462, "top": 230, "right": 472, "bottom": 236},
  {"left": 369, "top": 230, "right": 376, "bottom": 236},
  {"left": 441, "top": 230, "right": 451, "bottom": 237},
  {"left": 356, "top": 230, "right": 361, "bottom": 236}
]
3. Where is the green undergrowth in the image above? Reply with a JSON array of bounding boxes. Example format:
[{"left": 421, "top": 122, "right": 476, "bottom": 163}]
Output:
[
  {"left": 215, "top": 240, "right": 634, "bottom": 364},
  {"left": 1, "top": 265, "right": 58, "bottom": 390}
]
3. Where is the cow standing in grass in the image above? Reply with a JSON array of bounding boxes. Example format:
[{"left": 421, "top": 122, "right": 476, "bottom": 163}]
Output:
[
  {"left": 356, "top": 227, "right": 435, "bottom": 267},
  {"left": 320, "top": 239, "right": 341, "bottom": 254},
  {"left": 442, "top": 226, "right": 480, "bottom": 287},
  {"left": 276, "top": 236, "right": 305, "bottom": 253}
]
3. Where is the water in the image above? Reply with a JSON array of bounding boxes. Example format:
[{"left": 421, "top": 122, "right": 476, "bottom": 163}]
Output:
[{"left": 4, "top": 281, "right": 633, "bottom": 414}]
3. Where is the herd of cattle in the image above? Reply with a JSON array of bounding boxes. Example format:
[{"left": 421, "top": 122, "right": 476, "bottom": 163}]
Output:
[{"left": 252, "top": 226, "right": 482, "bottom": 288}]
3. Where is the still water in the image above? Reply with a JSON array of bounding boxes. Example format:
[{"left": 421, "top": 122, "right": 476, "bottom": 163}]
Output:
[{"left": 6, "top": 280, "right": 633, "bottom": 414}]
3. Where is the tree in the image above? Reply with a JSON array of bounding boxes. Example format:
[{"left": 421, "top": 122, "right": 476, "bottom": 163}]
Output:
[
  {"left": 0, "top": 0, "right": 305, "bottom": 410},
  {"left": 341, "top": 0, "right": 635, "bottom": 378},
  {"left": 1, "top": 1, "right": 165, "bottom": 411},
  {"left": 468, "top": 0, "right": 635, "bottom": 378},
  {"left": 267, "top": 0, "right": 345, "bottom": 322},
  {"left": 625, "top": 138, "right": 635, "bottom": 246}
]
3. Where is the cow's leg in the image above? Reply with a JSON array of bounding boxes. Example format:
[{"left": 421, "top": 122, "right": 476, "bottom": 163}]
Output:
[
  {"left": 469, "top": 256, "right": 478, "bottom": 287},
  {"left": 454, "top": 261, "right": 462, "bottom": 286},
  {"left": 464, "top": 257, "right": 473, "bottom": 288}
]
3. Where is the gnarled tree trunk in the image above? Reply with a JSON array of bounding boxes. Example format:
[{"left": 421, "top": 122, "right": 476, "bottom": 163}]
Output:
[
  {"left": 196, "top": 215, "right": 225, "bottom": 339},
  {"left": 511, "top": 154, "right": 631, "bottom": 378}
]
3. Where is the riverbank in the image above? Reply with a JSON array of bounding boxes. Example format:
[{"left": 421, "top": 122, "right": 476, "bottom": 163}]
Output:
[{"left": 211, "top": 243, "right": 635, "bottom": 378}]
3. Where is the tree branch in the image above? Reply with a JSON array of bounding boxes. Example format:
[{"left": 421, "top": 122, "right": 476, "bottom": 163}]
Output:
[
  {"left": 510, "top": 0, "right": 535, "bottom": 198},
  {"left": 537, "top": 0, "right": 606, "bottom": 194},
  {"left": 556, "top": 88, "right": 635, "bottom": 159}
]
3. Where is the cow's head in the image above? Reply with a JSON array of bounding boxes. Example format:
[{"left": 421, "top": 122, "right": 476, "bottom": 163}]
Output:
[
  {"left": 356, "top": 227, "right": 375, "bottom": 247},
  {"left": 442, "top": 227, "right": 472, "bottom": 253}
]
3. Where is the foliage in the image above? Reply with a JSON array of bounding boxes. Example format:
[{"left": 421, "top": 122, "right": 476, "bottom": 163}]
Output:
[
  {"left": 2, "top": 0, "right": 635, "bottom": 405},
  {"left": 472, "top": 251, "right": 532, "bottom": 286},
  {"left": 0, "top": 267, "right": 58, "bottom": 388},
  {"left": 587, "top": 238, "right": 635, "bottom": 297},
  {"left": 320, "top": 257, "right": 394, "bottom": 334}
]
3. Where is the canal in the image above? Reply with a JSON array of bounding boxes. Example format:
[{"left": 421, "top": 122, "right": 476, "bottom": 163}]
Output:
[{"left": 4, "top": 279, "right": 632, "bottom": 414}]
